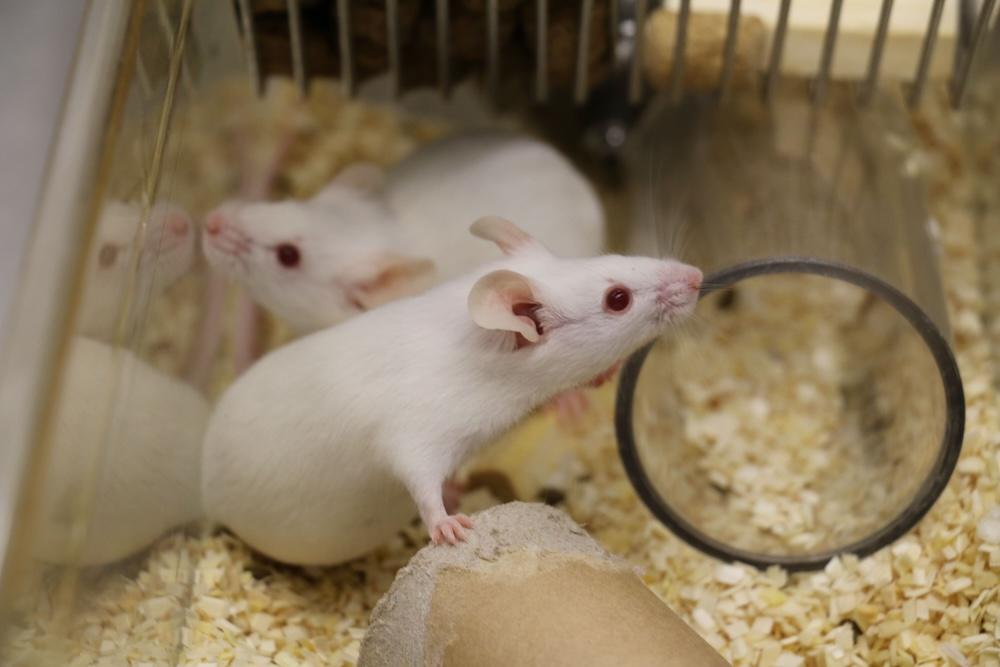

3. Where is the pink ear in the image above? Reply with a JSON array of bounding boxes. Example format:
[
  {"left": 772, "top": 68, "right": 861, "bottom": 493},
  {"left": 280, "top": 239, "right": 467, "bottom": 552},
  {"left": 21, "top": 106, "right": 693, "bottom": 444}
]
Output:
[
  {"left": 467, "top": 269, "right": 541, "bottom": 342},
  {"left": 469, "top": 216, "right": 548, "bottom": 257},
  {"left": 346, "top": 254, "right": 436, "bottom": 310}
]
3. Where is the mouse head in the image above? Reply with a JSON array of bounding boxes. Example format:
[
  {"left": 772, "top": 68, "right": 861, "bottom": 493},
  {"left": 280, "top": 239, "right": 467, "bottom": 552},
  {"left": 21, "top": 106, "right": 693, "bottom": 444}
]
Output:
[
  {"left": 78, "top": 199, "right": 196, "bottom": 339},
  {"left": 201, "top": 163, "right": 437, "bottom": 333},
  {"left": 91, "top": 200, "right": 195, "bottom": 286},
  {"left": 467, "top": 216, "right": 702, "bottom": 383}
]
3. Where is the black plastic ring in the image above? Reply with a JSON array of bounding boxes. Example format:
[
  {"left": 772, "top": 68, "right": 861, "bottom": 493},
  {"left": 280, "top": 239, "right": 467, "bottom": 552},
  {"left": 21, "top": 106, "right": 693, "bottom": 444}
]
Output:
[{"left": 615, "top": 256, "right": 965, "bottom": 572}]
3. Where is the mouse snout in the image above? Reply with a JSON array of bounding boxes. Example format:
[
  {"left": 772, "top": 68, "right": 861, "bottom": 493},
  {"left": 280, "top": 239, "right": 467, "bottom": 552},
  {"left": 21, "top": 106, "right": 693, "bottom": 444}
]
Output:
[
  {"left": 659, "top": 265, "right": 703, "bottom": 307},
  {"left": 201, "top": 206, "right": 252, "bottom": 260},
  {"left": 682, "top": 266, "right": 703, "bottom": 291},
  {"left": 204, "top": 210, "right": 227, "bottom": 237},
  {"left": 166, "top": 214, "right": 190, "bottom": 238}
]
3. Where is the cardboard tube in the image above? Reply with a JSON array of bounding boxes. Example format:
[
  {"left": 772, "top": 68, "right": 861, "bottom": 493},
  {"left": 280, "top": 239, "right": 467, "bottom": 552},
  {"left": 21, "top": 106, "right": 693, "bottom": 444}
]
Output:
[{"left": 359, "top": 502, "right": 730, "bottom": 667}]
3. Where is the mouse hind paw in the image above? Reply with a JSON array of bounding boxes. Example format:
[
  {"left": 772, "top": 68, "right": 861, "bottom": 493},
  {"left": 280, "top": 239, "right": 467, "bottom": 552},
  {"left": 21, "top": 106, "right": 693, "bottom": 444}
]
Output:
[{"left": 430, "top": 514, "right": 474, "bottom": 545}]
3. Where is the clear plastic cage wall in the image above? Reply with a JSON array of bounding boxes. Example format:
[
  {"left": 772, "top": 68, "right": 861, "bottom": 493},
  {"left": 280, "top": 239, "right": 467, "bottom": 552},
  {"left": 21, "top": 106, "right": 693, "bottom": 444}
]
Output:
[{"left": 0, "top": 0, "right": 996, "bottom": 664}]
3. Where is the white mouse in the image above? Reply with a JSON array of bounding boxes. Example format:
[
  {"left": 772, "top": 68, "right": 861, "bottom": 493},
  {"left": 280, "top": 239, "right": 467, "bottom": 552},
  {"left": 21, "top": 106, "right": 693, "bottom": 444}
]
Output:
[
  {"left": 201, "top": 130, "right": 605, "bottom": 334},
  {"left": 33, "top": 336, "right": 210, "bottom": 566},
  {"left": 77, "top": 199, "right": 196, "bottom": 342},
  {"left": 201, "top": 217, "right": 701, "bottom": 566}
]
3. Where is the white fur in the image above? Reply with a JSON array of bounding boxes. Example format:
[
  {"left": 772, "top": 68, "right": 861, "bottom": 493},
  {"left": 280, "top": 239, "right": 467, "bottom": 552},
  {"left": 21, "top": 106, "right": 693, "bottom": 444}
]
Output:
[
  {"left": 201, "top": 228, "right": 700, "bottom": 566},
  {"left": 34, "top": 337, "right": 210, "bottom": 566},
  {"left": 78, "top": 200, "right": 196, "bottom": 342},
  {"left": 201, "top": 130, "right": 605, "bottom": 333}
]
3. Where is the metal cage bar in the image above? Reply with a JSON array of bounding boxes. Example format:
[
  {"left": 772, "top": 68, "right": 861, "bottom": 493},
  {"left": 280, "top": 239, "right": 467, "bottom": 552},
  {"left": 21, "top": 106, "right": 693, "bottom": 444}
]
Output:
[
  {"left": 859, "top": 0, "right": 895, "bottom": 106},
  {"left": 669, "top": 0, "right": 691, "bottom": 102},
  {"left": 812, "top": 0, "right": 844, "bottom": 104},
  {"left": 336, "top": 0, "right": 353, "bottom": 96},
  {"left": 386, "top": 0, "right": 401, "bottom": 99},
  {"left": 628, "top": 0, "right": 647, "bottom": 104},
  {"left": 763, "top": 0, "right": 792, "bottom": 101},
  {"left": 235, "top": 0, "right": 260, "bottom": 95},
  {"left": 487, "top": 0, "right": 500, "bottom": 100},
  {"left": 535, "top": 0, "right": 549, "bottom": 102},
  {"left": 717, "top": 0, "right": 742, "bottom": 100},
  {"left": 574, "top": 0, "right": 594, "bottom": 104},
  {"left": 286, "top": 0, "right": 307, "bottom": 97},
  {"left": 951, "top": 0, "right": 998, "bottom": 107},
  {"left": 436, "top": 0, "right": 450, "bottom": 96},
  {"left": 909, "top": 0, "right": 947, "bottom": 108},
  {"left": 608, "top": 0, "right": 619, "bottom": 69}
]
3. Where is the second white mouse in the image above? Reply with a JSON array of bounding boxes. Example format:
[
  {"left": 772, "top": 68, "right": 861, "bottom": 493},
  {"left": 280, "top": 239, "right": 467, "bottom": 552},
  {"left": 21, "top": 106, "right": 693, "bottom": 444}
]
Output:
[
  {"left": 201, "top": 130, "right": 605, "bottom": 334},
  {"left": 201, "top": 217, "right": 701, "bottom": 566}
]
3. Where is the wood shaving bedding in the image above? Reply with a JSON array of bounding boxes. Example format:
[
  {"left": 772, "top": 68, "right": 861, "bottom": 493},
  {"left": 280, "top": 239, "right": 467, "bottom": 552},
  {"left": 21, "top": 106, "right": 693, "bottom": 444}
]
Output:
[
  {"left": 633, "top": 271, "right": 946, "bottom": 557},
  {"left": 3, "top": 80, "right": 999, "bottom": 666}
]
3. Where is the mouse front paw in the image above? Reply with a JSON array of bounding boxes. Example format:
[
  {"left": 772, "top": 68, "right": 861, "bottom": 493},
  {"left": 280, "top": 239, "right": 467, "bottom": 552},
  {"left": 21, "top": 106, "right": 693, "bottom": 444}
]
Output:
[
  {"left": 430, "top": 514, "right": 474, "bottom": 545},
  {"left": 547, "top": 389, "right": 591, "bottom": 433},
  {"left": 547, "top": 390, "right": 591, "bottom": 428}
]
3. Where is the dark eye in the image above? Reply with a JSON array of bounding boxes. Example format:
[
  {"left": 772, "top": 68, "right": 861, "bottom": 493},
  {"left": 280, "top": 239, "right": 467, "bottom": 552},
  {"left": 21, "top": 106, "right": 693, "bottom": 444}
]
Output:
[
  {"left": 98, "top": 243, "right": 118, "bottom": 268},
  {"left": 604, "top": 286, "right": 632, "bottom": 313},
  {"left": 276, "top": 243, "right": 301, "bottom": 268}
]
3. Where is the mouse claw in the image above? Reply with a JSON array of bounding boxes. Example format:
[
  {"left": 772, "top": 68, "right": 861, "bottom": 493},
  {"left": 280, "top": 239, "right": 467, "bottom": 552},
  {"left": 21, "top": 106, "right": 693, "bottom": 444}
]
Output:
[{"left": 430, "top": 514, "right": 474, "bottom": 545}]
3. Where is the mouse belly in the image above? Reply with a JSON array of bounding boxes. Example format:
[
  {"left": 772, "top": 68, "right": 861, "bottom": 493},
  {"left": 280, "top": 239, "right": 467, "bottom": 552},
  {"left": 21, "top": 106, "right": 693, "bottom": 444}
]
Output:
[
  {"left": 220, "top": 487, "right": 414, "bottom": 567},
  {"left": 202, "top": 430, "right": 416, "bottom": 566}
]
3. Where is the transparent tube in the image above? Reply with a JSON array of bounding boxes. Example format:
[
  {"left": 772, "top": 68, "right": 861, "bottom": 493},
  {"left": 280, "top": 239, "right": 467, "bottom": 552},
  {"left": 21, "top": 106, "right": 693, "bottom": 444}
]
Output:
[{"left": 615, "top": 85, "right": 964, "bottom": 570}]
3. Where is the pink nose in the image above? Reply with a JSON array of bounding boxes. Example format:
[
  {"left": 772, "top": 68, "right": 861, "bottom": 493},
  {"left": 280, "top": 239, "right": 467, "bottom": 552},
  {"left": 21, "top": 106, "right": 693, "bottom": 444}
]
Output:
[
  {"left": 685, "top": 267, "right": 703, "bottom": 291},
  {"left": 204, "top": 211, "right": 225, "bottom": 236},
  {"left": 167, "top": 214, "right": 189, "bottom": 237}
]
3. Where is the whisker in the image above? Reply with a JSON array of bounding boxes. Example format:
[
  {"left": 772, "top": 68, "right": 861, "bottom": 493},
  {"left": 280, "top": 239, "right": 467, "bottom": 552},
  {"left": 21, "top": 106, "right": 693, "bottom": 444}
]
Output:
[
  {"left": 213, "top": 241, "right": 252, "bottom": 258},
  {"left": 221, "top": 233, "right": 252, "bottom": 248},
  {"left": 678, "top": 315, "right": 712, "bottom": 337},
  {"left": 697, "top": 282, "right": 733, "bottom": 294}
]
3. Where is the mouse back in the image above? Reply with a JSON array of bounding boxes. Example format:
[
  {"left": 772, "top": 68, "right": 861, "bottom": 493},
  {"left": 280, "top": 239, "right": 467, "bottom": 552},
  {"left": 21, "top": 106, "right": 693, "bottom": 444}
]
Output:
[{"left": 385, "top": 131, "right": 605, "bottom": 279}]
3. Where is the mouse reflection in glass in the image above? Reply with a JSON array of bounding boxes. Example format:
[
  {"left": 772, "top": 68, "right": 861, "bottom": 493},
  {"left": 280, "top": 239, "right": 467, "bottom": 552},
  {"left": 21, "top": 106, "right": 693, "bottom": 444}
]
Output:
[
  {"left": 78, "top": 199, "right": 196, "bottom": 343},
  {"left": 34, "top": 198, "right": 206, "bottom": 567}
]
